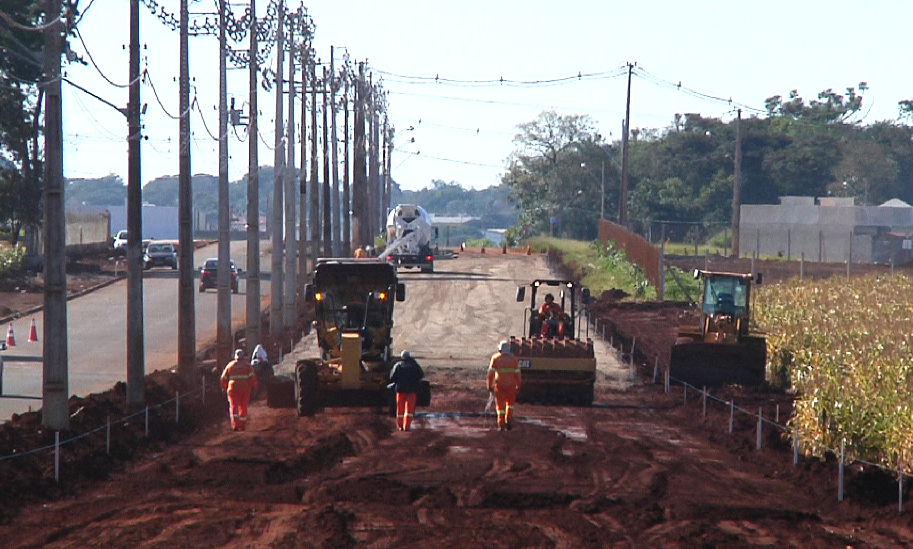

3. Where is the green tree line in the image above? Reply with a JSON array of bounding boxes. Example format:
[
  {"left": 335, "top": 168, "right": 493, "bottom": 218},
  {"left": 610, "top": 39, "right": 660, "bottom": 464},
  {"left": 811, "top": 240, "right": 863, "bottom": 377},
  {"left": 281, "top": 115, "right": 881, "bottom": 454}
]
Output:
[{"left": 502, "top": 85, "right": 913, "bottom": 243}]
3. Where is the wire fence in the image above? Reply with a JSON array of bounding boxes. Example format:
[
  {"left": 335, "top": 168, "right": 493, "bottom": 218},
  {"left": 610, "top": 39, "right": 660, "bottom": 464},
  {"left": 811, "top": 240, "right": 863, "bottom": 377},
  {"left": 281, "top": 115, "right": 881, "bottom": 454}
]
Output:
[
  {"left": 0, "top": 375, "right": 222, "bottom": 484},
  {"left": 584, "top": 309, "right": 909, "bottom": 514}
]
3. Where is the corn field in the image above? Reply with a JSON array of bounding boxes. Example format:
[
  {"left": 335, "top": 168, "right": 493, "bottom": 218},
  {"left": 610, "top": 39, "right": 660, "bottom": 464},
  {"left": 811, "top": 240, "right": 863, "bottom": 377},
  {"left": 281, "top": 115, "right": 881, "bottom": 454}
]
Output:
[{"left": 756, "top": 274, "right": 913, "bottom": 469}]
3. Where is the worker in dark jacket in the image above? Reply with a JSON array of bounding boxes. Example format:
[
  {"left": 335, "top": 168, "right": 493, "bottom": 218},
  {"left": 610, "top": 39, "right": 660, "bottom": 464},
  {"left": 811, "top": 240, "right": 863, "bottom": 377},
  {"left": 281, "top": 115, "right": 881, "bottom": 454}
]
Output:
[{"left": 388, "top": 350, "right": 424, "bottom": 431}]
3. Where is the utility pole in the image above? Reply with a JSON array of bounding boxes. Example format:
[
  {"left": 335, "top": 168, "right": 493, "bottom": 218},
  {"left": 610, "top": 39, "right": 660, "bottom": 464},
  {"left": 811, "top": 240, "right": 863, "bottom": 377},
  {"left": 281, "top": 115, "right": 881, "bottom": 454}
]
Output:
[
  {"left": 245, "top": 0, "right": 261, "bottom": 349},
  {"left": 619, "top": 61, "right": 633, "bottom": 229},
  {"left": 42, "top": 0, "right": 67, "bottom": 429},
  {"left": 342, "top": 72, "right": 351, "bottom": 257},
  {"left": 330, "top": 47, "right": 340, "bottom": 256},
  {"left": 283, "top": 33, "right": 297, "bottom": 332},
  {"left": 386, "top": 125, "right": 393, "bottom": 222},
  {"left": 308, "top": 57, "right": 319, "bottom": 268},
  {"left": 322, "top": 67, "right": 331, "bottom": 256},
  {"left": 126, "top": 0, "right": 145, "bottom": 410},
  {"left": 731, "top": 108, "right": 742, "bottom": 257},
  {"left": 382, "top": 117, "right": 389, "bottom": 226},
  {"left": 178, "top": 0, "right": 196, "bottom": 380},
  {"left": 216, "top": 0, "right": 232, "bottom": 371},
  {"left": 352, "top": 62, "right": 367, "bottom": 250},
  {"left": 298, "top": 46, "right": 308, "bottom": 287},
  {"left": 368, "top": 76, "right": 379, "bottom": 239},
  {"left": 269, "top": 1, "right": 285, "bottom": 340}
]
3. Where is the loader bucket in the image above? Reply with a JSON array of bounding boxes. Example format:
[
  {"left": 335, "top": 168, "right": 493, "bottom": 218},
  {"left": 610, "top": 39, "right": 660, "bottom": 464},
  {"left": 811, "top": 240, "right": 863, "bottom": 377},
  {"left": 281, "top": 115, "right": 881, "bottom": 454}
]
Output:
[{"left": 669, "top": 336, "right": 766, "bottom": 388}]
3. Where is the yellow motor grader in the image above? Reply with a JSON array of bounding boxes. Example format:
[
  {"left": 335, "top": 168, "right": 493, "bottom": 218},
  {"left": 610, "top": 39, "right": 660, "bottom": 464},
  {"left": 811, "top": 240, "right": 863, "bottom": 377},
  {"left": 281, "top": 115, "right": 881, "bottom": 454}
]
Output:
[
  {"left": 670, "top": 269, "right": 766, "bottom": 387},
  {"left": 294, "top": 259, "right": 430, "bottom": 416}
]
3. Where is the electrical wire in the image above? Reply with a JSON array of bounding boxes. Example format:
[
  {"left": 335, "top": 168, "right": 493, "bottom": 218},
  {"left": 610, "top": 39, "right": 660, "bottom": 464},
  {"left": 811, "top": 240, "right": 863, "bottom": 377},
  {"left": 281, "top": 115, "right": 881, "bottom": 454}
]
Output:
[
  {"left": 74, "top": 27, "right": 138, "bottom": 89},
  {"left": 0, "top": 7, "right": 61, "bottom": 32},
  {"left": 63, "top": 83, "right": 124, "bottom": 141},
  {"left": 632, "top": 66, "right": 767, "bottom": 114},
  {"left": 375, "top": 67, "right": 627, "bottom": 88},
  {"left": 386, "top": 90, "right": 626, "bottom": 117},
  {"left": 411, "top": 153, "right": 502, "bottom": 169},
  {"left": 143, "top": 69, "right": 192, "bottom": 120},
  {"left": 70, "top": 0, "right": 100, "bottom": 28}
]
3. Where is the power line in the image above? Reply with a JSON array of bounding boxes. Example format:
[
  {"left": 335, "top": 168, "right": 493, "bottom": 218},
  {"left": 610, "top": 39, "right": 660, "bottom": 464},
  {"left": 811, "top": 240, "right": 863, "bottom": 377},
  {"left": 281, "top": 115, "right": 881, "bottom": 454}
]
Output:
[
  {"left": 376, "top": 67, "right": 628, "bottom": 88},
  {"left": 74, "top": 27, "right": 137, "bottom": 89},
  {"left": 632, "top": 66, "right": 767, "bottom": 114}
]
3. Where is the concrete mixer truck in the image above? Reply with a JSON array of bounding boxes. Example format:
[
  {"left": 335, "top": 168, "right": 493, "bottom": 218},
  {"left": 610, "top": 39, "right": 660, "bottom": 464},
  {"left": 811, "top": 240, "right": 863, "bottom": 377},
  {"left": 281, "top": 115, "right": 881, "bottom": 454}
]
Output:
[{"left": 379, "top": 204, "right": 437, "bottom": 273}]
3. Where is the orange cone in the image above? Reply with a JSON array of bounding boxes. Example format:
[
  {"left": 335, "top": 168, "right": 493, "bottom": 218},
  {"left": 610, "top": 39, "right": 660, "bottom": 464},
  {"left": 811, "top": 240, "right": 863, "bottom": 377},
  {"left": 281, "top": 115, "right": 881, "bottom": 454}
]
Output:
[
  {"left": 6, "top": 324, "right": 15, "bottom": 347},
  {"left": 28, "top": 318, "right": 38, "bottom": 342}
]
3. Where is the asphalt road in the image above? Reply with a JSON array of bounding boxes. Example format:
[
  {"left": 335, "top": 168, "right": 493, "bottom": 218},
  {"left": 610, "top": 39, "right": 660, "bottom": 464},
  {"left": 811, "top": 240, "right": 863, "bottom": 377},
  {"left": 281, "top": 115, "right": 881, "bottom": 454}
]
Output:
[{"left": 0, "top": 240, "right": 270, "bottom": 422}]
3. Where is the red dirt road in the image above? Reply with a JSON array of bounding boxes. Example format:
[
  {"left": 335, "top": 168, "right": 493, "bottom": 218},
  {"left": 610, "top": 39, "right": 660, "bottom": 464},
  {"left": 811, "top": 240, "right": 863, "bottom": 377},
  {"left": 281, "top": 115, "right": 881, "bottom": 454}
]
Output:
[{"left": 2, "top": 253, "right": 913, "bottom": 547}]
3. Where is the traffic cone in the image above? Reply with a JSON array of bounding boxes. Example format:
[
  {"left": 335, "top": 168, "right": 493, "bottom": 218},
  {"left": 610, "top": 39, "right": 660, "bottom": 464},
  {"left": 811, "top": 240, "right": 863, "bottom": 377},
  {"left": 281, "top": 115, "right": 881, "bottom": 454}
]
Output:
[
  {"left": 28, "top": 318, "right": 38, "bottom": 342},
  {"left": 6, "top": 324, "right": 15, "bottom": 347}
]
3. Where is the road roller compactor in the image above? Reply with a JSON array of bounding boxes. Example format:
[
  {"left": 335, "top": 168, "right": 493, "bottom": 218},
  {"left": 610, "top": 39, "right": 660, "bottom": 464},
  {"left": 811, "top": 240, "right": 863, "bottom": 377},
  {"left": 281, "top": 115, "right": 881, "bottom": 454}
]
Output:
[
  {"left": 670, "top": 269, "right": 766, "bottom": 387},
  {"left": 510, "top": 279, "right": 596, "bottom": 405},
  {"left": 295, "top": 259, "right": 430, "bottom": 416}
]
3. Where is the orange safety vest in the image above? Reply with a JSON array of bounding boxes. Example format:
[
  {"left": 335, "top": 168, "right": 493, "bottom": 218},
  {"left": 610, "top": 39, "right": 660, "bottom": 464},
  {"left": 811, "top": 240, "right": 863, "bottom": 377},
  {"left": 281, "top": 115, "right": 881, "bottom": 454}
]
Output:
[
  {"left": 487, "top": 352, "right": 521, "bottom": 392},
  {"left": 220, "top": 359, "right": 259, "bottom": 394},
  {"left": 539, "top": 301, "right": 563, "bottom": 319}
]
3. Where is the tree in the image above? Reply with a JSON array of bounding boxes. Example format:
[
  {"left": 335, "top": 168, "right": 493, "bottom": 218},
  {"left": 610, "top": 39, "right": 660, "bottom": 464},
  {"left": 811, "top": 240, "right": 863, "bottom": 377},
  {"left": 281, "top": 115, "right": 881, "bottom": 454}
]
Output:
[
  {"left": 501, "top": 110, "right": 603, "bottom": 239},
  {"left": 0, "top": 0, "right": 46, "bottom": 245}
]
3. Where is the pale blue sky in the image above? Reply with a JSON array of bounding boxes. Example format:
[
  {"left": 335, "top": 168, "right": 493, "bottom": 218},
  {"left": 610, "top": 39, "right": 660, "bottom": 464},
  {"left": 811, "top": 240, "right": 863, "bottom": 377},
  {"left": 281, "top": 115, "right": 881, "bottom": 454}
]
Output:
[{"left": 64, "top": 0, "right": 910, "bottom": 191}]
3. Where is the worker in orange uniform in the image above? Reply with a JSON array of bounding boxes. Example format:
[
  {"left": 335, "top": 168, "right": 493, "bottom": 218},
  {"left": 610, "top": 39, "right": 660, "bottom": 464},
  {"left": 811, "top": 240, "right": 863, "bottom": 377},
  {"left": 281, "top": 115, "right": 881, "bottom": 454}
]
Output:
[
  {"left": 539, "top": 293, "right": 565, "bottom": 337},
  {"left": 487, "top": 340, "right": 522, "bottom": 431},
  {"left": 354, "top": 247, "right": 367, "bottom": 259},
  {"left": 220, "top": 349, "right": 259, "bottom": 432},
  {"left": 388, "top": 349, "right": 425, "bottom": 431}
]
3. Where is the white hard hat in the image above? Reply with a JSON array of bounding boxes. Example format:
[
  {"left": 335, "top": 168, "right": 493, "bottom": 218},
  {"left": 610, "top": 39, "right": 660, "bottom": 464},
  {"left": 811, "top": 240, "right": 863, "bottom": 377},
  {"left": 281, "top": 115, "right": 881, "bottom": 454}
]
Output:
[
  {"left": 401, "top": 349, "right": 411, "bottom": 359},
  {"left": 499, "top": 340, "right": 511, "bottom": 354}
]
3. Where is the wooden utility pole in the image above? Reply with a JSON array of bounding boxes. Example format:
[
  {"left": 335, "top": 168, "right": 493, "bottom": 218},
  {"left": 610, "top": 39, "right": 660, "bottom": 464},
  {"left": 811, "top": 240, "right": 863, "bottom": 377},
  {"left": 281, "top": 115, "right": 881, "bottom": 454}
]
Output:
[
  {"left": 245, "top": 0, "right": 261, "bottom": 349},
  {"left": 283, "top": 37, "right": 297, "bottom": 331},
  {"left": 619, "top": 62, "right": 633, "bottom": 228},
  {"left": 330, "top": 47, "right": 340, "bottom": 256},
  {"left": 384, "top": 120, "right": 392, "bottom": 224},
  {"left": 216, "top": 0, "right": 232, "bottom": 371},
  {"left": 42, "top": 0, "right": 68, "bottom": 429},
  {"left": 342, "top": 73, "right": 351, "bottom": 257},
  {"left": 352, "top": 62, "right": 367, "bottom": 250},
  {"left": 731, "top": 109, "right": 742, "bottom": 257},
  {"left": 269, "top": 1, "right": 285, "bottom": 340},
  {"left": 178, "top": 0, "right": 196, "bottom": 379},
  {"left": 126, "top": 0, "right": 145, "bottom": 409},
  {"left": 308, "top": 58, "right": 319, "bottom": 268}
]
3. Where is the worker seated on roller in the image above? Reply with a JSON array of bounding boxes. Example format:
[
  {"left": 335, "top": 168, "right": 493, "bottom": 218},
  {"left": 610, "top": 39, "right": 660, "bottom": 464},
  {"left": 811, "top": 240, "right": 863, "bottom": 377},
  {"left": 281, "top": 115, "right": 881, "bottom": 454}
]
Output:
[{"left": 538, "top": 293, "right": 565, "bottom": 337}]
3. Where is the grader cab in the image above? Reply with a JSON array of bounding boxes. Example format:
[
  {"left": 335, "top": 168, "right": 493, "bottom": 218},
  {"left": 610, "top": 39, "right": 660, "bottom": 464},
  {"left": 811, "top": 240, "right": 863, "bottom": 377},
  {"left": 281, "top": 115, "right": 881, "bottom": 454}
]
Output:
[
  {"left": 670, "top": 269, "right": 766, "bottom": 387},
  {"left": 293, "top": 259, "right": 429, "bottom": 416}
]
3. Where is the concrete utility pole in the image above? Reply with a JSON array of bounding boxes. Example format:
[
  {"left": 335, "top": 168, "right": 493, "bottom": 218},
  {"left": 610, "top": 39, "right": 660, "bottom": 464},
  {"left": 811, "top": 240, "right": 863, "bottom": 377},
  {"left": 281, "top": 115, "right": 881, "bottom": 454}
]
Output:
[
  {"left": 381, "top": 116, "right": 387, "bottom": 226},
  {"left": 126, "top": 0, "right": 145, "bottom": 410},
  {"left": 308, "top": 58, "right": 319, "bottom": 268},
  {"left": 298, "top": 47, "right": 308, "bottom": 287},
  {"left": 330, "top": 47, "right": 340, "bottom": 256},
  {"left": 342, "top": 73, "right": 351, "bottom": 257},
  {"left": 41, "top": 0, "right": 67, "bottom": 430},
  {"left": 178, "top": 0, "right": 196, "bottom": 380},
  {"left": 245, "top": 0, "right": 261, "bottom": 350},
  {"left": 283, "top": 36, "right": 297, "bottom": 331},
  {"left": 270, "top": 1, "right": 285, "bottom": 340},
  {"left": 367, "top": 76, "right": 378, "bottom": 239},
  {"left": 322, "top": 67, "right": 331, "bottom": 256},
  {"left": 385, "top": 123, "right": 393, "bottom": 223},
  {"left": 216, "top": 0, "right": 232, "bottom": 371},
  {"left": 619, "top": 62, "right": 633, "bottom": 229},
  {"left": 731, "top": 108, "right": 742, "bottom": 258},
  {"left": 352, "top": 62, "right": 367, "bottom": 250}
]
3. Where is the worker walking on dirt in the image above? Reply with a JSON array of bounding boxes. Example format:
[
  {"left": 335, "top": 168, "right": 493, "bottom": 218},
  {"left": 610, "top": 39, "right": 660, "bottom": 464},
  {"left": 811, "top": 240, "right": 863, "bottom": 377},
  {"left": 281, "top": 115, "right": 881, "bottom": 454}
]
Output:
[
  {"left": 539, "top": 293, "right": 565, "bottom": 337},
  {"left": 487, "top": 340, "right": 522, "bottom": 431},
  {"left": 388, "top": 350, "right": 425, "bottom": 431},
  {"left": 220, "top": 349, "right": 259, "bottom": 432}
]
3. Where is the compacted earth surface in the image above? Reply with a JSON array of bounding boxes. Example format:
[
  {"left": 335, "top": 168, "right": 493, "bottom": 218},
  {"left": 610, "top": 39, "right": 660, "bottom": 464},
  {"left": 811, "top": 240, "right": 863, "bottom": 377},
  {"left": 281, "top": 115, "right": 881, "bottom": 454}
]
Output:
[{"left": 1, "top": 251, "right": 912, "bottom": 548}]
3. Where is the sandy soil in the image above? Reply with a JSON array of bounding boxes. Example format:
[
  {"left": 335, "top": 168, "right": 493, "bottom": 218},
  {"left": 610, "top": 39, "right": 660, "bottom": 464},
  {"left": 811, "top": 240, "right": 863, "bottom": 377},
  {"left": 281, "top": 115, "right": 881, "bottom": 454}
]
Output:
[{"left": 1, "top": 252, "right": 913, "bottom": 548}]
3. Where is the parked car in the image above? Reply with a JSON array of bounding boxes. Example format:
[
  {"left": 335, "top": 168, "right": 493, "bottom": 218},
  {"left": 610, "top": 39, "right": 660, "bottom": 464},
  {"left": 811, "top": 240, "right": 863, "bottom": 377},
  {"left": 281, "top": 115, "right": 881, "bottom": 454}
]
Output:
[
  {"left": 199, "top": 258, "right": 239, "bottom": 293},
  {"left": 143, "top": 241, "right": 178, "bottom": 270},
  {"left": 113, "top": 230, "right": 128, "bottom": 255}
]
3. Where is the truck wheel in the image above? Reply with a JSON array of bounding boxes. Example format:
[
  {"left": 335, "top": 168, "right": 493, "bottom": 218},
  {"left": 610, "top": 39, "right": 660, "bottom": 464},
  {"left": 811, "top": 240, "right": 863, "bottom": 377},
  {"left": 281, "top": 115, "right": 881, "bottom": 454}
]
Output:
[
  {"left": 418, "top": 379, "right": 432, "bottom": 407},
  {"left": 267, "top": 375, "right": 296, "bottom": 408},
  {"left": 296, "top": 361, "right": 318, "bottom": 417}
]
